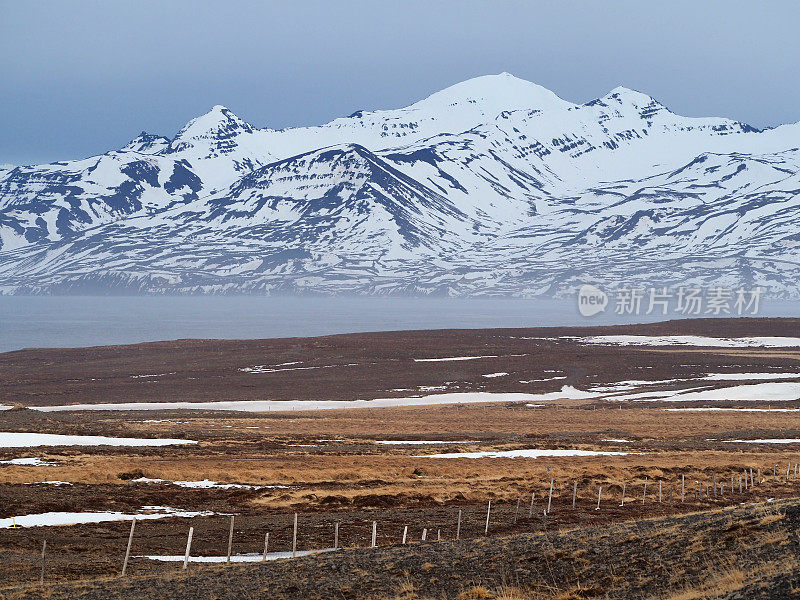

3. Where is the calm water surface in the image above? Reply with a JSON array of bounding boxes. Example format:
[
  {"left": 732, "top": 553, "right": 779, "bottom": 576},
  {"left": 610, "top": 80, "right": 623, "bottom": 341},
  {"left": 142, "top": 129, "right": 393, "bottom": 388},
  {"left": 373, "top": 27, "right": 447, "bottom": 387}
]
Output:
[{"left": 0, "top": 296, "right": 797, "bottom": 353}]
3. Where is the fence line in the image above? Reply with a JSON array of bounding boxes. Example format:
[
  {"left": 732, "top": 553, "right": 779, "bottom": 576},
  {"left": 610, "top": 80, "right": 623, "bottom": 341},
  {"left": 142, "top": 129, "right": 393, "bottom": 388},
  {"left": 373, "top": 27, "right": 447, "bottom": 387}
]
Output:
[{"left": 25, "top": 462, "right": 800, "bottom": 583}]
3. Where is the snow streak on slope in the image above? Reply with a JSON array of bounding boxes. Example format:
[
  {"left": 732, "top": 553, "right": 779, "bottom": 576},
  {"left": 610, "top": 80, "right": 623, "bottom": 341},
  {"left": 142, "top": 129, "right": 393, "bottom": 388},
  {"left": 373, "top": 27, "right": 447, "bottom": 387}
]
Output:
[{"left": 1, "top": 73, "right": 799, "bottom": 296}]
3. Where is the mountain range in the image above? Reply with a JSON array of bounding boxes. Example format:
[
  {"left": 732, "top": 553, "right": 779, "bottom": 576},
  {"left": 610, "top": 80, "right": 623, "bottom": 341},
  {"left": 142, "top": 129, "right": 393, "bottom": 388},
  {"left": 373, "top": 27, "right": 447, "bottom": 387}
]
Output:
[{"left": 1, "top": 73, "right": 799, "bottom": 297}]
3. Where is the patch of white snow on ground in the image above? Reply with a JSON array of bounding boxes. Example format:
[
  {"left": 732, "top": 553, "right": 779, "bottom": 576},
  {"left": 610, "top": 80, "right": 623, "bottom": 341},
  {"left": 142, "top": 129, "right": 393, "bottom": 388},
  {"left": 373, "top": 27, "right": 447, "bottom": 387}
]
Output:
[
  {"left": 520, "top": 377, "right": 567, "bottom": 383},
  {"left": 375, "top": 440, "right": 478, "bottom": 445},
  {"left": 132, "top": 478, "right": 269, "bottom": 490},
  {"left": 0, "top": 432, "right": 196, "bottom": 447},
  {"left": 31, "top": 387, "right": 598, "bottom": 413},
  {"left": 609, "top": 382, "right": 800, "bottom": 403},
  {"left": 562, "top": 335, "right": 800, "bottom": 348},
  {"left": 700, "top": 373, "right": 800, "bottom": 381},
  {"left": 0, "top": 457, "right": 58, "bottom": 466},
  {"left": 144, "top": 549, "right": 336, "bottom": 563},
  {"left": 0, "top": 506, "right": 216, "bottom": 529},
  {"left": 23, "top": 481, "right": 72, "bottom": 486},
  {"left": 416, "top": 449, "right": 631, "bottom": 459},
  {"left": 721, "top": 439, "right": 800, "bottom": 444},
  {"left": 482, "top": 372, "right": 508, "bottom": 378},
  {"left": 240, "top": 364, "right": 353, "bottom": 374},
  {"left": 413, "top": 355, "right": 500, "bottom": 362}
]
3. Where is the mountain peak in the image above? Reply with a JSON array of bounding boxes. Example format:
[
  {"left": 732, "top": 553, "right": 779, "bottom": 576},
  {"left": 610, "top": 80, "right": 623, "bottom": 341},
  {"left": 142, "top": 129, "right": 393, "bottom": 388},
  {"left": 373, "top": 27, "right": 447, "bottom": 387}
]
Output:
[
  {"left": 408, "top": 73, "right": 573, "bottom": 116},
  {"left": 123, "top": 131, "right": 170, "bottom": 154},
  {"left": 168, "top": 105, "right": 255, "bottom": 154},
  {"left": 600, "top": 86, "right": 665, "bottom": 109},
  {"left": 173, "top": 105, "right": 254, "bottom": 143}
]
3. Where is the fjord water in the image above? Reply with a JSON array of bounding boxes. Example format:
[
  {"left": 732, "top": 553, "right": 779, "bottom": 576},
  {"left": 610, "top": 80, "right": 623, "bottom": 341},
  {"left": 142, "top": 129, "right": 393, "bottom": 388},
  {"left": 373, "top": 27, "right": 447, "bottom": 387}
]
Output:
[{"left": 1, "top": 296, "right": 799, "bottom": 353}]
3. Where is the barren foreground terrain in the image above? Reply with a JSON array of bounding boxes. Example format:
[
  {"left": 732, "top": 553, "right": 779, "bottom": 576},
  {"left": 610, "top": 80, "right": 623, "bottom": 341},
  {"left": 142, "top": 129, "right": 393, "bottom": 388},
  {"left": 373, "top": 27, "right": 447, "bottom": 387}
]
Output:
[{"left": 1, "top": 318, "right": 800, "bottom": 598}]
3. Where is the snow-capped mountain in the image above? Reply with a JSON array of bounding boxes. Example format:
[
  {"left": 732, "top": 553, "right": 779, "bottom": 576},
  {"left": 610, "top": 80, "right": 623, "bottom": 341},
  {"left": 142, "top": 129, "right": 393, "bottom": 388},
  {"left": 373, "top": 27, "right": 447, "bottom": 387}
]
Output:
[{"left": 1, "top": 73, "right": 799, "bottom": 296}]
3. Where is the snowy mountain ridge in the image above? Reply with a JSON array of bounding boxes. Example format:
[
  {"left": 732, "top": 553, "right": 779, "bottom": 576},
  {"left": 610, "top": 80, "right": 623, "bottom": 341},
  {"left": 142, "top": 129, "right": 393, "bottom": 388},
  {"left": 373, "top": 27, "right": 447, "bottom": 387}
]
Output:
[{"left": 1, "top": 73, "right": 799, "bottom": 297}]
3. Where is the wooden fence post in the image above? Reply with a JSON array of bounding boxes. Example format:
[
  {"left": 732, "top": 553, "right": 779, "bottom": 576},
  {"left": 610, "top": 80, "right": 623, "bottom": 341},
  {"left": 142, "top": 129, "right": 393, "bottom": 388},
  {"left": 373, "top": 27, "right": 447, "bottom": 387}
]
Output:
[
  {"left": 183, "top": 527, "right": 194, "bottom": 570},
  {"left": 422, "top": 528, "right": 427, "bottom": 542},
  {"left": 456, "top": 510, "right": 462, "bottom": 540},
  {"left": 334, "top": 522, "right": 339, "bottom": 550},
  {"left": 547, "top": 479, "right": 554, "bottom": 514},
  {"left": 485, "top": 501, "right": 491, "bottom": 535},
  {"left": 39, "top": 539, "right": 46, "bottom": 585},
  {"left": 227, "top": 515, "right": 235, "bottom": 564},
  {"left": 681, "top": 474, "right": 685, "bottom": 503},
  {"left": 642, "top": 477, "right": 647, "bottom": 504},
  {"left": 292, "top": 513, "right": 298, "bottom": 558},
  {"left": 371, "top": 521, "right": 377, "bottom": 548},
  {"left": 529, "top": 492, "right": 535, "bottom": 518},
  {"left": 514, "top": 498, "right": 520, "bottom": 524},
  {"left": 596, "top": 487, "right": 602, "bottom": 510},
  {"left": 263, "top": 532, "right": 270, "bottom": 561},
  {"left": 402, "top": 525, "right": 408, "bottom": 544},
  {"left": 659, "top": 481, "right": 662, "bottom": 503},
  {"left": 620, "top": 483, "right": 626, "bottom": 507},
  {"left": 121, "top": 518, "right": 136, "bottom": 576}
]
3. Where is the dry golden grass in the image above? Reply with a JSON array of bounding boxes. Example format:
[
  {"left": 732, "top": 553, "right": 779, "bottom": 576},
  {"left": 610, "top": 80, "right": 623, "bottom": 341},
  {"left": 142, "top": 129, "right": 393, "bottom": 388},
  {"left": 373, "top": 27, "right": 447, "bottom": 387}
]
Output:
[
  {"left": 3, "top": 447, "right": 797, "bottom": 512},
  {"left": 657, "top": 557, "right": 790, "bottom": 600},
  {"left": 4, "top": 402, "right": 800, "bottom": 492},
  {"left": 453, "top": 586, "right": 531, "bottom": 600},
  {"left": 759, "top": 513, "right": 785, "bottom": 526},
  {"left": 117, "top": 401, "right": 800, "bottom": 439}
]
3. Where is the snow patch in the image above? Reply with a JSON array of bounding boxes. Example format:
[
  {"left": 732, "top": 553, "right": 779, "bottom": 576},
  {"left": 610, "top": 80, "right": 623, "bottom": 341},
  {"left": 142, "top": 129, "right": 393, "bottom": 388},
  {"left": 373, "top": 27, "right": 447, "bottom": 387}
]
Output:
[
  {"left": 567, "top": 336, "right": 800, "bottom": 348},
  {"left": 0, "top": 432, "right": 196, "bottom": 448},
  {"left": 0, "top": 457, "right": 58, "bottom": 466},
  {"left": 375, "top": 440, "right": 478, "bottom": 445},
  {"left": 144, "top": 548, "right": 336, "bottom": 563},
  {"left": 0, "top": 506, "right": 216, "bottom": 529},
  {"left": 609, "top": 382, "right": 800, "bottom": 403},
  {"left": 132, "top": 478, "right": 276, "bottom": 490},
  {"left": 721, "top": 439, "right": 800, "bottom": 444},
  {"left": 31, "top": 387, "right": 597, "bottom": 413},
  {"left": 416, "top": 448, "right": 631, "bottom": 459}
]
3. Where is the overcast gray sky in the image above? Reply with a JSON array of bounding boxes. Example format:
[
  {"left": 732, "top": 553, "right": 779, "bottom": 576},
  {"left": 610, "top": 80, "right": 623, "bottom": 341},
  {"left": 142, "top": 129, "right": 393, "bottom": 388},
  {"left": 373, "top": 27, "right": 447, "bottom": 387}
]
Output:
[{"left": 2, "top": 0, "right": 799, "bottom": 165}]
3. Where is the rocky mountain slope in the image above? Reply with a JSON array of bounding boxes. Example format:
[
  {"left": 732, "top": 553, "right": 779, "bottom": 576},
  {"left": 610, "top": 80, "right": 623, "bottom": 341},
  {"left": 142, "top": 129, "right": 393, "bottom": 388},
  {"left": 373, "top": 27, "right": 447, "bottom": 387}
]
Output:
[{"left": 1, "top": 73, "right": 798, "bottom": 296}]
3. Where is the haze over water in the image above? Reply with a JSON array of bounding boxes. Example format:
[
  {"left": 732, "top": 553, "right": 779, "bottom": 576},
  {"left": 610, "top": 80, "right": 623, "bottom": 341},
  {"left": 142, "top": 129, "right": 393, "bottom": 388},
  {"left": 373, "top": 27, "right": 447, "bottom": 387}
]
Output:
[{"left": 1, "top": 296, "right": 799, "bottom": 353}]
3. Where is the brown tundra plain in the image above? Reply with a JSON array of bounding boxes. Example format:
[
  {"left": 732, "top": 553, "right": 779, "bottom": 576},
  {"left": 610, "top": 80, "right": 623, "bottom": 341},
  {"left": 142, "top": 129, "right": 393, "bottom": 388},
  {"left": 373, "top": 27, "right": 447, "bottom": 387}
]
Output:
[{"left": 2, "top": 318, "right": 800, "bottom": 599}]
